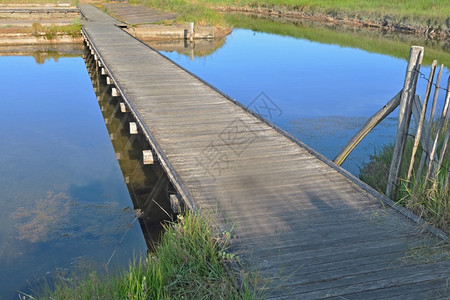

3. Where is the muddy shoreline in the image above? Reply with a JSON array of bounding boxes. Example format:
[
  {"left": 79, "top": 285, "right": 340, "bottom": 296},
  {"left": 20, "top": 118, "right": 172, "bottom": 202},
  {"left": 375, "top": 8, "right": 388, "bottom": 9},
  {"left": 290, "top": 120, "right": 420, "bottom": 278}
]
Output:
[{"left": 214, "top": 5, "right": 450, "bottom": 40}]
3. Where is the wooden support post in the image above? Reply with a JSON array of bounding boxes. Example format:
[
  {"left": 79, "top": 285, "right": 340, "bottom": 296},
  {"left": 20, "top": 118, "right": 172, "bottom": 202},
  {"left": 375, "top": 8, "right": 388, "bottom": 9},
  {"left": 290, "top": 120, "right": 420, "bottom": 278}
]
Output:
[
  {"left": 170, "top": 194, "right": 184, "bottom": 214},
  {"left": 129, "top": 122, "right": 138, "bottom": 134},
  {"left": 334, "top": 90, "right": 401, "bottom": 166},
  {"left": 386, "top": 46, "right": 424, "bottom": 199},
  {"left": 111, "top": 87, "right": 119, "bottom": 97},
  {"left": 143, "top": 150, "right": 155, "bottom": 165},
  {"left": 110, "top": 133, "right": 115, "bottom": 140},
  {"left": 101, "top": 67, "right": 106, "bottom": 75},
  {"left": 120, "top": 102, "right": 127, "bottom": 113},
  {"left": 407, "top": 59, "right": 436, "bottom": 184},
  {"left": 106, "top": 76, "right": 112, "bottom": 85},
  {"left": 189, "top": 22, "right": 194, "bottom": 43}
]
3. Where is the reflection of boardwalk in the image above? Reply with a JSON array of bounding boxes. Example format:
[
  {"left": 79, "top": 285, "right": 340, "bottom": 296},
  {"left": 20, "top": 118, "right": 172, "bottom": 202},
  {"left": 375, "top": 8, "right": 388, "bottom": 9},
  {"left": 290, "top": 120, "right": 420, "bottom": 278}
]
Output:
[{"left": 80, "top": 5, "right": 450, "bottom": 298}]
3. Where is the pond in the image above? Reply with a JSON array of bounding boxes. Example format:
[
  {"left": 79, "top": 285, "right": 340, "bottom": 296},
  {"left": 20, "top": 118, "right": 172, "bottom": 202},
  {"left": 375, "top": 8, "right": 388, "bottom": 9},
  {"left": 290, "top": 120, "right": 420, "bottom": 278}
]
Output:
[
  {"left": 0, "top": 45, "right": 147, "bottom": 299},
  {"left": 152, "top": 15, "right": 450, "bottom": 175}
]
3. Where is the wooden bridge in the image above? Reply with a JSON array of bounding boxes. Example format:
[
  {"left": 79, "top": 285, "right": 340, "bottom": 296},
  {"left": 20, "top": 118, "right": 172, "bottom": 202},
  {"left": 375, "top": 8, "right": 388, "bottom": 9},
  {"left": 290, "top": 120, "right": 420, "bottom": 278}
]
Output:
[{"left": 79, "top": 5, "right": 450, "bottom": 299}]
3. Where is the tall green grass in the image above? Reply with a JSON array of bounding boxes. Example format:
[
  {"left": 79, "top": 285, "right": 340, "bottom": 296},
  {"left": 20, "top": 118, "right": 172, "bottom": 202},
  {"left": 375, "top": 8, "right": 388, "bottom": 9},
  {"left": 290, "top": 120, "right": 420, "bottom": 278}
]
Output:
[
  {"left": 25, "top": 213, "right": 259, "bottom": 299},
  {"left": 360, "top": 127, "right": 449, "bottom": 233},
  {"left": 401, "top": 170, "right": 449, "bottom": 232},
  {"left": 30, "top": 18, "right": 82, "bottom": 40},
  {"left": 129, "top": 0, "right": 227, "bottom": 26},
  {"left": 137, "top": 0, "right": 449, "bottom": 34},
  {"left": 199, "top": 0, "right": 450, "bottom": 28}
]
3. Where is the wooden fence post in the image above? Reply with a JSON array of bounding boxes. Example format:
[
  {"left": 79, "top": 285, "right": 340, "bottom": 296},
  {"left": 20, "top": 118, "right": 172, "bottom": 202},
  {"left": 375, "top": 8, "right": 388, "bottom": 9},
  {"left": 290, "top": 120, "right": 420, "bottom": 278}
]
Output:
[
  {"left": 406, "top": 60, "right": 437, "bottom": 183},
  {"left": 386, "top": 46, "right": 424, "bottom": 199},
  {"left": 425, "top": 76, "right": 450, "bottom": 183},
  {"left": 189, "top": 22, "right": 194, "bottom": 43}
]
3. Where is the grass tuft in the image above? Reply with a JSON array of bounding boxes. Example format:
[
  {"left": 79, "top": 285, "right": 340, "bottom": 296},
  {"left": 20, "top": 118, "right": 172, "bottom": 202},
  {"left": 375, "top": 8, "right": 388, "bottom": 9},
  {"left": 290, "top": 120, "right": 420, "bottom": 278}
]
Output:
[
  {"left": 29, "top": 19, "right": 81, "bottom": 40},
  {"left": 24, "top": 212, "right": 259, "bottom": 299},
  {"left": 360, "top": 135, "right": 449, "bottom": 233}
]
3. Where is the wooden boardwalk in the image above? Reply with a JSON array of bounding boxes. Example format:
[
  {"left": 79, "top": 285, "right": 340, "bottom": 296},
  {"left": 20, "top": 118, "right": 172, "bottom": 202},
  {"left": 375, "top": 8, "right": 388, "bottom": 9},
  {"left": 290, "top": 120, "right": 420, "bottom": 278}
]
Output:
[{"left": 80, "top": 5, "right": 450, "bottom": 299}]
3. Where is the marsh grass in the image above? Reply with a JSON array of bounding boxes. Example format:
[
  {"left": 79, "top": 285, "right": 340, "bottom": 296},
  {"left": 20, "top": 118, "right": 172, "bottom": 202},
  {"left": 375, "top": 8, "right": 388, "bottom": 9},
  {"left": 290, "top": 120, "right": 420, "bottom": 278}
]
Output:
[
  {"left": 30, "top": 19, "right": 81, "bottom": 40},
  {"left": 129, "top": 0, "right": 227, "bottom": 27},
  {"left": 199, "top": 0, "right": 450, "bottom": 29},
  {"left": 400, "top": 172, "right": 449, "bottom": 232},
  {"left": 130, "top": 0, "right": 450, "bottom": 34},
  {"left": 360, "top": 132, "right": 449, "bottom": 233},
  {"left": 25, "top": 213, "right": 259, "bottom": 299}
]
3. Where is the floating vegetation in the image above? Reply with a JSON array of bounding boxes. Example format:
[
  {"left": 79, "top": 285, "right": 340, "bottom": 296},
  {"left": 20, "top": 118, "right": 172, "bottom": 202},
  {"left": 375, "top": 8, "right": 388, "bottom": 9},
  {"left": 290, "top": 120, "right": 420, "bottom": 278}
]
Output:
[{"left": 11, "top": 191, "right": 136, "bottom": 244}]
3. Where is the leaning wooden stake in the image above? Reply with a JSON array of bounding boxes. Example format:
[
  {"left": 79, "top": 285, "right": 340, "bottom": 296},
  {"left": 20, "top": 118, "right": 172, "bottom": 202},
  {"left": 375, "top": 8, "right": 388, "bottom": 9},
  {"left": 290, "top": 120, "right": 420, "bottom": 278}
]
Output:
[
  {"left": 386, "top": 46, "right": 424, "bottom": 199},
  {"left": 334, "top": 91, "right": 401, "bottom": 166},
  {"left": 406, "top": 60, "right": 437, "bottom": 183}
]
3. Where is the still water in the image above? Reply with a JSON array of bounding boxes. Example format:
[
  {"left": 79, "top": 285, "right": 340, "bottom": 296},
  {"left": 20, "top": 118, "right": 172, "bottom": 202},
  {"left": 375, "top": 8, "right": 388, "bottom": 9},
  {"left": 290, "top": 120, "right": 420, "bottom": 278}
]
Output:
[
  {"left": 156, "top": 19, "right": 450, "bottom": 175},
  {"left": 0, "top": 45, "right": 146, "bottom": 299}
]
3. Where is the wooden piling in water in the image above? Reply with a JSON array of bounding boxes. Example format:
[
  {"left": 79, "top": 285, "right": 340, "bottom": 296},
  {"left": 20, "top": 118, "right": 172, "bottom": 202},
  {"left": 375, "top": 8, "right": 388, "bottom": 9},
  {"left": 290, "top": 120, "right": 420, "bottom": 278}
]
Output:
[
  {"left": 129, "top": 122, "right": 138, "bottom": 134},
  {"left": 189, "top": 22, "right": 194, "bottom": 43}
]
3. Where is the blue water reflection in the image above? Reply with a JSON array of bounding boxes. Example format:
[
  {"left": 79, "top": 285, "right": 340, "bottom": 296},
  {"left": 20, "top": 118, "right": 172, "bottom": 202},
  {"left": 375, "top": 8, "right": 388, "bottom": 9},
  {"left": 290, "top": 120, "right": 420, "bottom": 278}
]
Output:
[
  {"left": 0, "top": 51, "right": 146, "bottom": 299},
  {"left": 160, "top": 28, "right": 449, "bottom": 175}
]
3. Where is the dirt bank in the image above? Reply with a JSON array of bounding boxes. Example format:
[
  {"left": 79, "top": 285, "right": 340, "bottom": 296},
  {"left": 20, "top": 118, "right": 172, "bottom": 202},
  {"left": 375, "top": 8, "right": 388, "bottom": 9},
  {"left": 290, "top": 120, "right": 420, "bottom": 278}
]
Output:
[{"left": 214, "top": 5, "right": 450, "bottom": 40}]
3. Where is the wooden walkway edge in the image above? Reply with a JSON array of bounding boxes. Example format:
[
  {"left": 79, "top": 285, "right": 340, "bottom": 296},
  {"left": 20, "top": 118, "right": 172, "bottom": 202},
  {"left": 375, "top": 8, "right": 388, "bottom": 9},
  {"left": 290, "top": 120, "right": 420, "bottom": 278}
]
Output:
[{"left": 80, "top": 5, "right": 450, "bottom": 299}]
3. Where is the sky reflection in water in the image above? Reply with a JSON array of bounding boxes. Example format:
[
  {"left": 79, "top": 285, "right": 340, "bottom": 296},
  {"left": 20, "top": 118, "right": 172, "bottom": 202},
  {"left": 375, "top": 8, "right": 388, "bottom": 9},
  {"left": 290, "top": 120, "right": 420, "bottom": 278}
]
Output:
[{"left": 0, "top": 53, "right": 146, "bottom": 299}]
